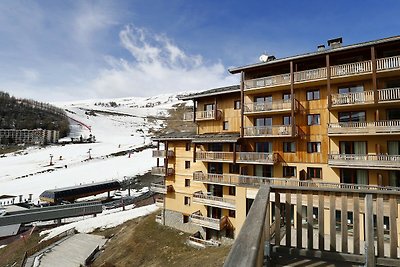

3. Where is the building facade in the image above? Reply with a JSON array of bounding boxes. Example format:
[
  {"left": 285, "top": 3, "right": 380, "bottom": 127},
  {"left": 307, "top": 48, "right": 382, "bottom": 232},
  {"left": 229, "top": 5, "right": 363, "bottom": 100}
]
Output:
[
  {"left": 0, "top": 129, "right": 60, "bottom": 145},
  {"left": 152, "top": 36, "right": 400, "bottom": 246}
]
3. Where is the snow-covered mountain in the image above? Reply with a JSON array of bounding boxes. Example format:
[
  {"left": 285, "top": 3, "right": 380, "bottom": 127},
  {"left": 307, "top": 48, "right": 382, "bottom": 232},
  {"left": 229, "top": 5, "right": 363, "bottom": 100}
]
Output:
[{"left": 0, "top": 93, "right": 185, "bottom": 204}]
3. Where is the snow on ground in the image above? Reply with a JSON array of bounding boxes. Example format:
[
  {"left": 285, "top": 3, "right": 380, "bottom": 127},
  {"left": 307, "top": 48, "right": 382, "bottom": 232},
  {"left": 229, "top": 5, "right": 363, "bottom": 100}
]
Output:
[
  {"left": 0, "top": 245, "right": 6, "bottom": 249},
  {"left": 40, "top": 204, "right": 159, "bottom": 241},
  {"left": 0, "top": 94, "right": 183, "bottom": 203}
]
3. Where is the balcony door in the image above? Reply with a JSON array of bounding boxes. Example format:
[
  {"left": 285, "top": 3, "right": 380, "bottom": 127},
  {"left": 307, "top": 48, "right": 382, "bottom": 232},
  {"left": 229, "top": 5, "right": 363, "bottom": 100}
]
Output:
[
  {"left": 207, "top": 206, "right": 221, "bottom": 219},
  {"left": 341, "top": 169, "right": 368, "bottom": 185},
  {"left": 338, "top": 85, "right": 364, "bottom": 94},
  {"left": 207, "top": 184, "right": 223, "bottom": 197},
  {"left": 338, "top": 111, "right": 366, "bottom": 123},
  {"left": 255, "top": 142, "right": 272, "bottom": 153},
  {"left": 340, "top": 141, "right": 367, "bottom": 154},
  {"left": 254, "top": 117, "right": 272, "bottom": 127},
  {"left": 204, "top": 103, "right": 215, "bottom": 111},
  {"left": 254, "top": 165, "right": 273, "bottom": 177},
  {"left": 388, "top": 141, "right": 400, "bottom": 155},
  {"left": 255, "top": 95, "right": 272, "bottom": 104},
  {"left": 208, "top": 162, "right": 223, "bottom": 174},
  {"left": 389, "top": 171, "right": 400, "bottom": 187},
  {"left": 387, "top": 109, "right": 400, "bottom": 120},
  {"left": 208, "top": 143, "right": 223, "bottom": 152}
]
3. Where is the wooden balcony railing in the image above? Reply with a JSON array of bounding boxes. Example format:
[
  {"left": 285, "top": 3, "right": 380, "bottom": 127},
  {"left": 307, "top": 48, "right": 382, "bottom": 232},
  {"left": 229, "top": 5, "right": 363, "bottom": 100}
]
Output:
[
  {"left": 236, "top": 152, "right": 278, "bottom": 164},
  {"left": 294, "top": 67, "right": 327, "bottom": 82},
  {"left": 183, "top": 112, "right": 194, "bottom": 121},
  {"left": 151, "top": 166, "right": 174, "bottom": 176},
  {"left": 193, "top": 172, "right": 400, "bottom": 193},
  {"left": 192, "top": 192, "right": 235, "bottom": 210},
  {"left": 244, "top": 73, "right": 291, "bottom": 90},
  {"left": 155, "top": 198, "right": 164, "bottom": 208},
  {"left": 224, "top": 184, "right": 400, "bottom": 267},
  {"left": 328, "top": 153, "right": 400, "bottom": 169},
  {"left": 331, "top": 60, "right": 372, "bottom": 77},
  {"left": 328, "top": 120, "right": 400, "bottom": 135},
  {"left": 189, "top": 214, "right": 228, "bottom": 231},
  {"left": 377, "top": 55, "right": 400, "bottom": 71},
  {"left": 195, "top": 151, "right": 234, "bottom": 162},
  {"left": 152, "top": 150, "right": 174, "bottom": 158},
  {"left": 378, "top": 87, "right": 400, "bottom": 103},
  {"left": 244, "top": 125, "right": 296, "bottom": 137},
  {"left": 331, "top": 90, "right": 374, "bottom": 106},
  {"left": 243, "top": 99, "right": 297, "bottom": 114},
  {"left": 150, "top": 182, "right": 173, "bottom": 194}
]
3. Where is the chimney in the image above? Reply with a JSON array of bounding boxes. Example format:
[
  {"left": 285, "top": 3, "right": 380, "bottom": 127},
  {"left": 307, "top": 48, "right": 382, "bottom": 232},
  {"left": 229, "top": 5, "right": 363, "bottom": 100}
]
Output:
[
  {"left": 317, "top": 44, "right": 325, "bottom": 51},
  {"left": 327, "top": 37, "right": 343, "bottom": 49}
]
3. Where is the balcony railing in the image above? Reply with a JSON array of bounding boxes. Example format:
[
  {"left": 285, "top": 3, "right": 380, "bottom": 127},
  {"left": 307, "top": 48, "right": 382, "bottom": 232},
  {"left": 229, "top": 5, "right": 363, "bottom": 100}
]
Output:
[
  {"left": 294, "top": 67, "right": 327, "bottom": 82},
  {"left": 151, "top": 166, "right": 174, "bottom": 176},
  {"left": 195, "top": 151, "right": 234, "bottom": 162},
  {"left": 193, "top": 172, "right": 400, "bottom": 193},
  {"left": 331, "top": 90, "right": 374, "bottom": 106},
  {"left": 244, "top": 125, "right": 296, "bottom": 137},
  {"left": 378, "top": 87, "right": 400, "bottom": 103},
  {"left": 243, "top": 99, "right": 297, "bottom": 114},
  {"left": 328, "top": 120, "right": 400, "bottom": 135},
  {"left": 331, "top": 60, "right": 372, "bottom": 77},
  {"left": 192, "top": 192, "right": 235, "bottom": 210},
  {"left": 244, "top": 73, "right": 291, "bottom": 90},
  {"left": 236, "top": 152, "right": 278, "bottom": 164},
  {"left": 155, "top": 198, "right": 164, "bottom": 208},
  {"left": 328, "top": 153, "right": 400, "bottom": 169},
  {"left": 189, "top": 214, "right": 228, "bottom": 231},
  {"left": 183, "top": 112, "right": 194, "bottom": 121},
  {"left": 150, "top": 182, "right": 173, "bottom": 194},
  {"left": 152, "top": 150, "right": 174, "bottom": 158},
  {"left": 377, "top": 55, "right": 400, "bottom": 71}
]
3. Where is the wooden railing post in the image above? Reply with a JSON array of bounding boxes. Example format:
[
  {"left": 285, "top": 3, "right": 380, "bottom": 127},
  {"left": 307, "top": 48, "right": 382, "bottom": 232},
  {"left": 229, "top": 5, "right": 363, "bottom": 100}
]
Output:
[{"left": 365, "top": 194, "right": 375, "bottom": 267}]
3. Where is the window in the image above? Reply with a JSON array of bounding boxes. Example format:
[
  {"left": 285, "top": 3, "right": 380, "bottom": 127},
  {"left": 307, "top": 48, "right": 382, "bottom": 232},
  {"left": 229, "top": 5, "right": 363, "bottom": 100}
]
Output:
[
  {"left": 183, "top": 215, "right": 189, "bottom": 223},
  {"left": 228, "top": 186, "right": 236, "bottom": 196},
  {"left": 341, "top": 169, "right": 368, "bottom": 184},
  {"left": 185, "top": 179, "right": 190, "bottom": 187},
  {"left": 308, "top": 167, "right": 322, "bottom": 179},
  {"left": 223, "top": 121, "right": 229, "bottom": 130},
  {"left": 339, "top": 111, "right": 366, "bottom": 123},
  {"left": 184, "top": 196, "right": 190, "bottom": 205},
  {"left": 255, "top": 142, "right": 272, "bottom": 152},
  {"left": 283, "top": 116, "right": 291, "bottom": 126},
  {"left": 283, "top": 166, "right": 296, "bottom": 177},
  {"left": 229, "top": 210, "right": 236, "bottom": 218},
  {"left": 338, "top": 85, "right": 364, "bottom": 94},
  {"left": 307, "top": 114, "right": 320, "bottom": 125},
  {"left": 185, "top": 142, "right": 191, "bottom": 151},
  {"left": 185, "top": 161, "right": 190, "bottom": 169},
  {"left": 204, "top": 103, "right": 215, "bottom": 111},
  {"left": 340, "top": 141, "right": 367, "bottom": 154},
  {"left": 283, "top": 142, "right": 296, "bottom": 152},
  {"left": 234, "top": 100, "right": 241, "bottom": 110},
  {"left": 255, "top": 95, "right": 272, "bottom": 103},
  {"left": 306, "top": 89, "right": 320, "bottom": 100},
  {"left": 209, "top": 143, "right": 223, "bottom": 151},
  {"left": 282, "top": 92, "right": 291, "bottom": 100},
  {"left": 254, "top": 117, "right": 272, "bottom": 126},
  {"left": 307, "top": 142, "right": 321, "bottom": 153},
  {"left": 229, "top": 164, "right": 240, "bottom": 174}
]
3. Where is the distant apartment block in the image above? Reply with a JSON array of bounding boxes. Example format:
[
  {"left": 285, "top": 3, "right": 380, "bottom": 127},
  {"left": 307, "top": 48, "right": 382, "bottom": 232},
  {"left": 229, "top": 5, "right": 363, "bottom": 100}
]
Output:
[
  {"left": 152, "top": 36, "right": 400, "bottom": 247},
  {"left": 0, "top": 129, "right": 60, "bottom": 145}
]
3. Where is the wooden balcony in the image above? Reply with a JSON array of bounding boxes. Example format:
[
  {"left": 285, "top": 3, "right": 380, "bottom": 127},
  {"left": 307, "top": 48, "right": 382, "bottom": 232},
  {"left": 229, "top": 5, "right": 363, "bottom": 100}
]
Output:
[
  {"left": 293, "top": 67, "right": 327, "bottom": 82},
  {"left": 223, "top": 185, "right": 400, "bottom": 267},
  {"left": 378, "top": 87, "right": 400, "bottom": 103},
  {"left": 189, "top": 214, "right": 228, "bottom": 231},
  {"left": 236, "top": 152, "right": 278, "bottom": 165},
  {"left": 155, "top": 198, "right": 164, "bottom": 208},
  {"left": 150, "top": 182, "right": 173, "bottom": 194},
  {"left": 195, "top": 151, "right": 234, "bottom": 162},
  {"left": 244, "top": 73, "right": 290, "bottom": 90},
  {"left": 244, "top": 125, "right": 297, "bottom": 138},
  {"left": 183, "top": 112, "right": 194, "bottom": 121},
  {"left": 331, "top": 90, "right": 374, "bottom": 107},
  {"left": 328, "top": 120, "right": 400, "bottom": 136},
  {"left": 151, "top": 166, "right": 174, "bottom": 176},
  {"left": 152, "top": 150, "right": 174, "bottom": 158},
  {"left": 196, "top": 110, "right": 222, "bottom": 121},
  {"left": 377, "top": 55, "right": 400, "bottom": 72},
  {"left": 331, "top": 60, "right": 372, "bottom": 78},
  {"left": 328, "top": 153, "right": 400, "bottom": 170},
  {"left": 243, "top": 99, "right": 298, "bottom": 115},
  {"left": 192, "top": 192, "right": 235, "bottom": 210}
]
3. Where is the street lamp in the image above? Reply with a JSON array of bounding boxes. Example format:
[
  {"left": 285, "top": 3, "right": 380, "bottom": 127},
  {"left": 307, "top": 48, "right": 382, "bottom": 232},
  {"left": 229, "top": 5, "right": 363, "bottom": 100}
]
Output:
[{"left": 49, "top": 154, "right": 53, "bottom": 166}]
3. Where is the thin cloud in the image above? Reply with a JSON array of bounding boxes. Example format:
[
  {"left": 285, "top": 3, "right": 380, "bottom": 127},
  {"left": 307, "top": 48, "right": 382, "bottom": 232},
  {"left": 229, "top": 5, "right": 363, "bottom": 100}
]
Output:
[{"left": 88, "top": 25, "right": 238, "bottom": 98}]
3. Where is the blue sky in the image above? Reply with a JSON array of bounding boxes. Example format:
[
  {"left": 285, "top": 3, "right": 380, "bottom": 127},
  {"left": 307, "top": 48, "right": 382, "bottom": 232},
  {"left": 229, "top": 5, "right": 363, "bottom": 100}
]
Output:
[{"left": 0, "top": 0, "right": 399, "bottom": 101}]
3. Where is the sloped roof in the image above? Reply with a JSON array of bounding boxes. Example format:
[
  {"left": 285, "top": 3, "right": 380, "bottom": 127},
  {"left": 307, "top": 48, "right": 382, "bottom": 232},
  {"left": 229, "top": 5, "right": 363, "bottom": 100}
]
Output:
[{"left": 179, "top": 85, "right": 240, "bottom": 100}]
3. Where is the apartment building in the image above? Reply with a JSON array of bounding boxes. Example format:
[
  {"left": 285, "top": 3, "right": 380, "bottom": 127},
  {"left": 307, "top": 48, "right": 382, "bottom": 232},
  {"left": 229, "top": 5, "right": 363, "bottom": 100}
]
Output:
[
  {"left": 0, "top": 129, "right": 60, "bottom": 145},
  {"left": 151, "top": 36, "right": 400, "bottom": 246}
]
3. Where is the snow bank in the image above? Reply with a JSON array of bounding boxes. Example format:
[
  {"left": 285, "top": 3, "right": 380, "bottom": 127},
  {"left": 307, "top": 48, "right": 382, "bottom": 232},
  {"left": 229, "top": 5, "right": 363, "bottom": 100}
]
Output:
[
  {"left": 40, "top": 204, "right": 159, "bottom": 241},
  {"left": 0, "top": 245, "right": 6, "bottom": 249}
]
